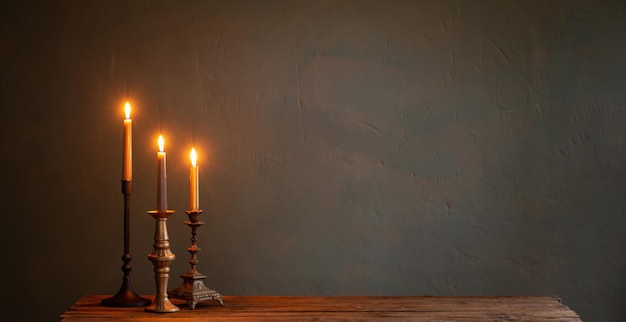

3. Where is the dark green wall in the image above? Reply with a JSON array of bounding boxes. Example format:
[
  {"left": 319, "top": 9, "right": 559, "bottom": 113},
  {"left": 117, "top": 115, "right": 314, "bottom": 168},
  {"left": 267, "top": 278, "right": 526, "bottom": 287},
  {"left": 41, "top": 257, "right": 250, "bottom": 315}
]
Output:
[{"left": 1, "top": 1, "right": 624, "bottom": 321}]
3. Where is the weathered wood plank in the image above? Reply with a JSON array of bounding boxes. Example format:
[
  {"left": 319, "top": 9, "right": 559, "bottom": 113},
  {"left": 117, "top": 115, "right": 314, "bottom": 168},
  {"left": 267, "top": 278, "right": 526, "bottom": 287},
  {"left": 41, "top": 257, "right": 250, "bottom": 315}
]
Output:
[{"left": 61, "top": 295, "right": 582, "bottom": 321}]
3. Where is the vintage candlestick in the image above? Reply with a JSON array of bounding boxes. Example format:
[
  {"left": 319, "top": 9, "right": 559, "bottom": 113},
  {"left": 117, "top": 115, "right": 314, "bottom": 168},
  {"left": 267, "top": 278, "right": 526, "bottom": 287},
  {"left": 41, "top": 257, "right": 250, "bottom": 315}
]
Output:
[
  {"left": 101, "top": 180, "right": 151, "bottom": 307},
  {"left": 145, "top": 209, "right": 179, "bottom": 313},
  {"left": 169, "top": 210, "right": 224, "bottom": 309}
]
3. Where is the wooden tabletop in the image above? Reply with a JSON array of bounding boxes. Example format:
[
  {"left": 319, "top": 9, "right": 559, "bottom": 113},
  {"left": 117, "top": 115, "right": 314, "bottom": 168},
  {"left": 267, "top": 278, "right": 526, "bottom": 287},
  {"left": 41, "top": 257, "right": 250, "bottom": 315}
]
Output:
[{"left": 61, "top": 295, "right": 582, "bottom": 321}]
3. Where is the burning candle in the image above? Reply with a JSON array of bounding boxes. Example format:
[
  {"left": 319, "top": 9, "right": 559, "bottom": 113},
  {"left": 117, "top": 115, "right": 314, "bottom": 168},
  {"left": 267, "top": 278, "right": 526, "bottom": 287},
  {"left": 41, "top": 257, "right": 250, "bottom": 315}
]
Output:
[
  {"left": 189, "top": 148, "right": 199, "bottom": 211},
  {"left": 122, "top": 102, "right": 132, "bottom": 181},
  {"left": 157, "top": 135, "right": 167, "bottom": 212}
]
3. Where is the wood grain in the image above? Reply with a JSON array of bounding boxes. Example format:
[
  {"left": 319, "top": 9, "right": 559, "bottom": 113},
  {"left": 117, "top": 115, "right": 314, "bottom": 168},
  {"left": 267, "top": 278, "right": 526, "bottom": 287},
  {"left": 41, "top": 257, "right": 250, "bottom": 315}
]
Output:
[{"left": 61, "top": 295, "right": 582, "bottom": 321}]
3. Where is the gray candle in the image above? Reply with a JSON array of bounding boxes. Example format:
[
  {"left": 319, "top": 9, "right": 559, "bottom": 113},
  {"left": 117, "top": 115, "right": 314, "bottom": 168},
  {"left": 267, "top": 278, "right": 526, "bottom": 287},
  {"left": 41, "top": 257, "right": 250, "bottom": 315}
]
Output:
[{"left": 157, "top": 135, "right": 167, "bottom": 212}]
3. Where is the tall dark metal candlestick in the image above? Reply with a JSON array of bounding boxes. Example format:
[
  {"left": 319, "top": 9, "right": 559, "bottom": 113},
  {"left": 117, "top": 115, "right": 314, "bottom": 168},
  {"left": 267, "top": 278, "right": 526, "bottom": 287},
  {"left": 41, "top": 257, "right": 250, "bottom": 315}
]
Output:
[
  {"left": 169, "top": 210, "right": 224, "bottom": 309},
  {"left": 102, "top": 180, "right": 151, "bottom": 307}
]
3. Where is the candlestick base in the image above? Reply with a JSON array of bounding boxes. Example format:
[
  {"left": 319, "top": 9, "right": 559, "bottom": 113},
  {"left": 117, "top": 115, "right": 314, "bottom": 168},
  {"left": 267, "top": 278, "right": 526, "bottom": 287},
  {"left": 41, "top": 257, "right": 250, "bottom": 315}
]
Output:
[
  {"left": 169, "top": 210, "right": 225, "bottom": 309},
  {"left": 145, "top": 209, "right": 179, "bottom": 313},
  {"left": 144, "top": 293, "right": 180, "bottom": 313},
  {"left": 101, "top": 278, "right": 151, "bottom": 307},
  {"left": 169, "top": 271, "right": 224, "bottom": 309}
]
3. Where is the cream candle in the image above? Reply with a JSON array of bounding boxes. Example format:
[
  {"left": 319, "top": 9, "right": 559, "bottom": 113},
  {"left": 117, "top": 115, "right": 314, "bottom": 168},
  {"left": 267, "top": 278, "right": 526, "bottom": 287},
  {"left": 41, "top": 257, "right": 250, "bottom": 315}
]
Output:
[
  {"left": 122, "top": 102, "right": 132, "bottom": 181},
  {"left": 189, "top": 148, "right": 199, "bottom": 211},
  {"left": 157, "top": 135, "right": 167, "bottom": 212}
]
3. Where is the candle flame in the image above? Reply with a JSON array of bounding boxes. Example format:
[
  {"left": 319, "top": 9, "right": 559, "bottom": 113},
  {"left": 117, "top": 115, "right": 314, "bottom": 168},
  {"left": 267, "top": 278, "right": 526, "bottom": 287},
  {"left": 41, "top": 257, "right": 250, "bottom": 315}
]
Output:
[
  {"left": 158, "top": 135, "right": 164, "bottom": 152},
  {"left": 190, "top": 148, "right": 197, "bottom": 167},
  {"left": 124, "top": 102, "right": 131, "bottom": 119}
]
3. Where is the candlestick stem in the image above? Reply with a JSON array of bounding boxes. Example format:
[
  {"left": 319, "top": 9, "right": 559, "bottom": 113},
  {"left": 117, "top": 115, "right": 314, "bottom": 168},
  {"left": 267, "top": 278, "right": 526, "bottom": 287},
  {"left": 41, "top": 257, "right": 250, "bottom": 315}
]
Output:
[
  {"left": 145, "top": 209, "right": 179, "bottom": 313},
  {"left": 169, "top": 210, "right": 224, "bottom": 309},
  {"left": 102, "top": 180, "right": 151, "bottom": 307}
]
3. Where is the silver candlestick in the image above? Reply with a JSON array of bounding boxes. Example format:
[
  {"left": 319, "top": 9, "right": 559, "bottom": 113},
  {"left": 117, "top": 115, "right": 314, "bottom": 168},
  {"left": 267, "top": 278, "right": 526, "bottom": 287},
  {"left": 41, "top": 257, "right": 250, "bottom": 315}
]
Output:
[{"left": 145, "top": 209, "right": 179, "bottom": 313}]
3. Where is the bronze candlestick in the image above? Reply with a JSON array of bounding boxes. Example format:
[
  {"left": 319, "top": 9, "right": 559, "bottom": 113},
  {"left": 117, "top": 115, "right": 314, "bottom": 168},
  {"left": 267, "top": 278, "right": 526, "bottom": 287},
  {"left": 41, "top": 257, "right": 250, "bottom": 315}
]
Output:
[
  {"left": 169, "top": 210, "right": 224, "bottom": 309},
  {"left": 145, "top": 209, "right": 179, "bottom": 313},
  {"left": 102, "top": 180, "right": 151, "bottom": 307}
]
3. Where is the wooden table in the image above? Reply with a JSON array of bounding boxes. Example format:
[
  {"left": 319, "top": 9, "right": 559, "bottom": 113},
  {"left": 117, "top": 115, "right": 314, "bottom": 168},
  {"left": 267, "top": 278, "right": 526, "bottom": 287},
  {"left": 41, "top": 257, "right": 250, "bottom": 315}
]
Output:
[{"left": 61, "top": 295, "right": 581, "bottom": 321}]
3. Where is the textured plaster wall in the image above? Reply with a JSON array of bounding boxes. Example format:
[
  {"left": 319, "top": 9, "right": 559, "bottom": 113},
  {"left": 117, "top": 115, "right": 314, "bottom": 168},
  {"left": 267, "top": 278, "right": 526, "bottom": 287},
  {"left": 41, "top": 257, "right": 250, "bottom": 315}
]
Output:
[{"left": 1, "top": 1, "right": 625, "bottom": 321}]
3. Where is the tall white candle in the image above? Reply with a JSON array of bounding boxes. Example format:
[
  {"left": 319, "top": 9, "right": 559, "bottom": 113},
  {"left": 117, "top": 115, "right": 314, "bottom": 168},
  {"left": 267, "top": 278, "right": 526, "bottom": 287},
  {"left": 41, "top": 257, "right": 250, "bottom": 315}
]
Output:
[
  {"left": 189, "top": 148, "right": 199, "bottom": 211},
  {"left": 157, "top": 135, "right": 167, "bottom": 212},
  {"left": 122, "top": 102, "right": 132, "bottom": 181}
]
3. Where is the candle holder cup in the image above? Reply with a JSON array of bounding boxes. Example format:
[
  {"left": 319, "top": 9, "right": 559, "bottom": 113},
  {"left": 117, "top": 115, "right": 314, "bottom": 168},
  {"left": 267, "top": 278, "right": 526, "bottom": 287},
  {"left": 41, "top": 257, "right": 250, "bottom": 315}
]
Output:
[
  {"left": 169, "top": 210, "right": 224, "bottom": 309},
  {"left": 145, "top": 209, "right": 179, "bottom": 313},
  {"left": 102, "top": 180, "right": 151, "bottom": 307}
]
